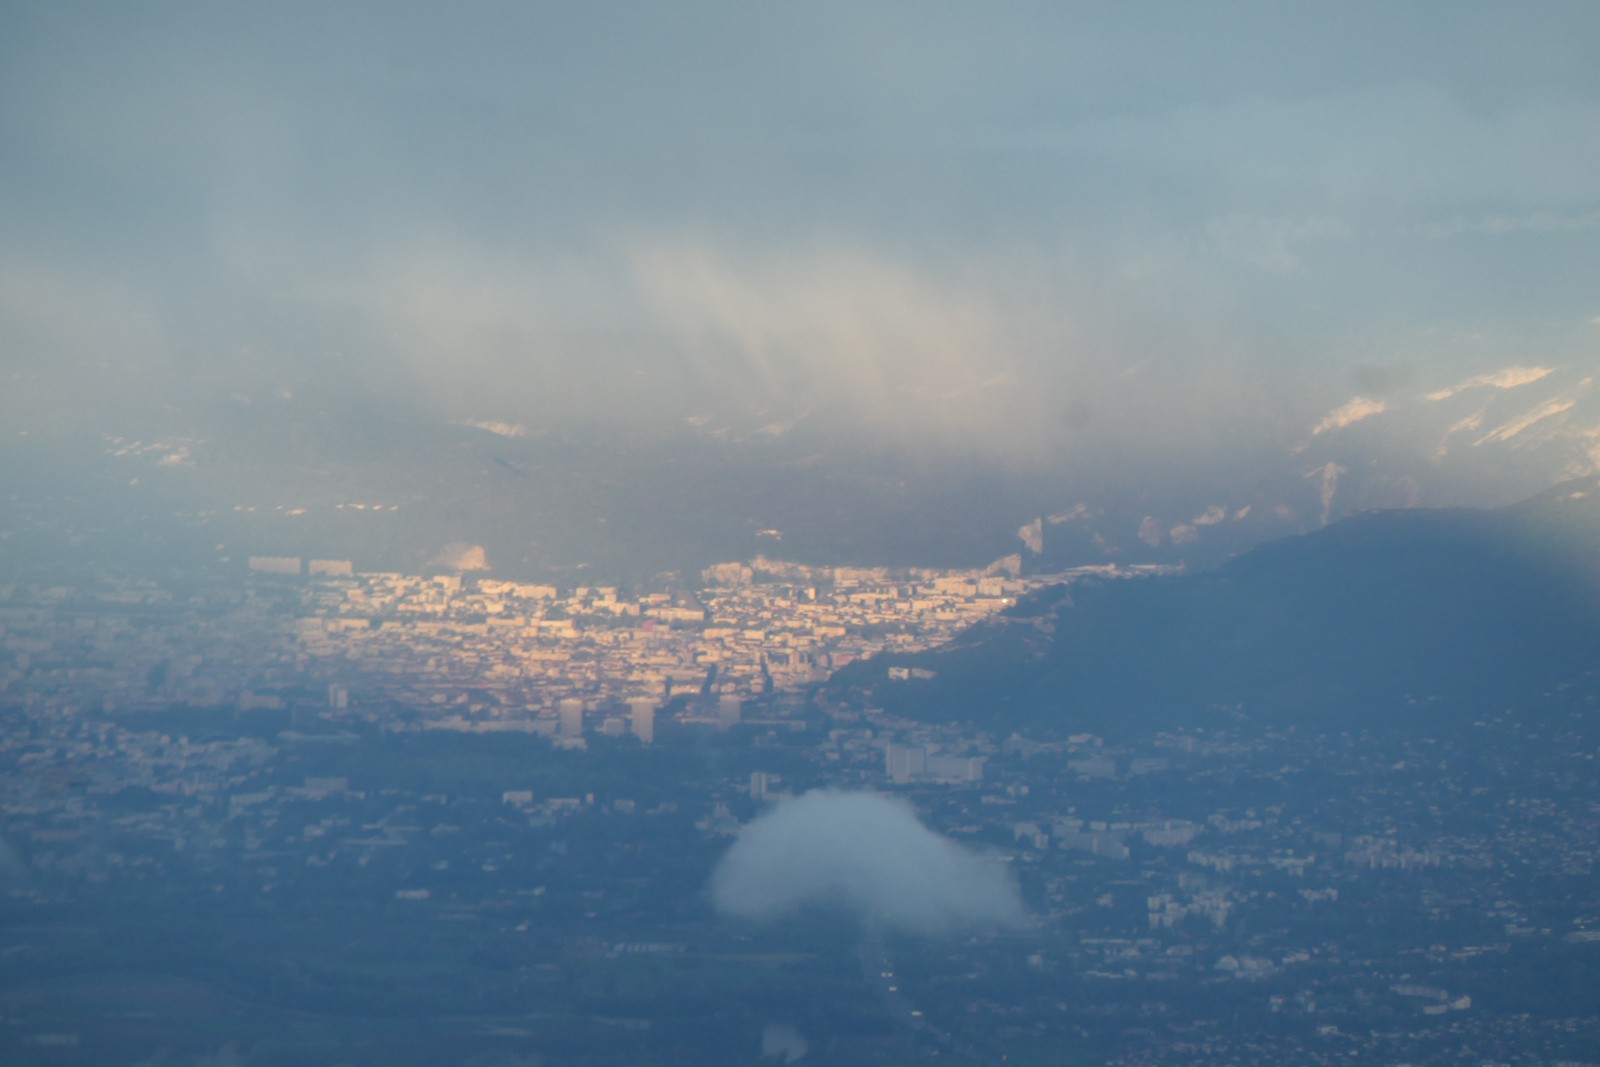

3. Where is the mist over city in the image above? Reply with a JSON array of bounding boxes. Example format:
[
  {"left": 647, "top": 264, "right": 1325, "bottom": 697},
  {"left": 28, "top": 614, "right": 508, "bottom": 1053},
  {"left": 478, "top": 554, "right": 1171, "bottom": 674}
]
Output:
[{"left": 3, "top": 3, "right": 1599, "bottom": 1065}]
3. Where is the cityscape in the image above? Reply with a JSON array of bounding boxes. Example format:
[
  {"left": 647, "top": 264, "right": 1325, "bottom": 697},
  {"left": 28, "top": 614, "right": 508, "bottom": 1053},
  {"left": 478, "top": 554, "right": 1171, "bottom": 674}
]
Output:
[
  {"left": 6, "top": 4, "right": 1600, "bottom": 1065},
  {"left": 3, "top": 552, "right": 1597, "bottom": 1064},
  {"left": 1, "top": 552, "right": 1148, "bottom": 739}
]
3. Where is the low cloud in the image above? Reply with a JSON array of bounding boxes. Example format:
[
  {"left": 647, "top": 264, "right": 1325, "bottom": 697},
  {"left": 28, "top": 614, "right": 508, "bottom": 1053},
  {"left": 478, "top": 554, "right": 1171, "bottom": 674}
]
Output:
[{"left": 710, "top": 790, "right": 1026, "bottom": 935}]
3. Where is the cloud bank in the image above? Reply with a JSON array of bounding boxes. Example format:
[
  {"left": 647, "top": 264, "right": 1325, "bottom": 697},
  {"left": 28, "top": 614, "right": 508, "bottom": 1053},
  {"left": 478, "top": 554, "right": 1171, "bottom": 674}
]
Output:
[{"left": 710, "top": 790, "right": 1026, "bottom": 934}]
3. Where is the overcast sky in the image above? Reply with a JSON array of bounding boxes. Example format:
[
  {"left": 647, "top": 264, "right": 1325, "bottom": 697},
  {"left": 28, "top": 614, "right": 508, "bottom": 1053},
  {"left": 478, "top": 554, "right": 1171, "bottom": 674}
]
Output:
[{"left": 4, "top": 2, "right": 1598, "bottom": 476}]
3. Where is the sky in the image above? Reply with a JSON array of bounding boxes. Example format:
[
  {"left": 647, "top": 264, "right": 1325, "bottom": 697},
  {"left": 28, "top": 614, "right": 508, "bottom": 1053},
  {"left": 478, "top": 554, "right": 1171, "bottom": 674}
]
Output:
[{"left": 3, "top": 2, "right": 1599, "bottom": 493}]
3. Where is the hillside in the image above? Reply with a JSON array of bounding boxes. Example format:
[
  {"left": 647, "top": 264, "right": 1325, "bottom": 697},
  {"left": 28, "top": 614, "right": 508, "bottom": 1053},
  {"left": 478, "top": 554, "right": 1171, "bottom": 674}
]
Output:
[{"left": 833, "top": 477, "right": 1600, "bottom": 735}]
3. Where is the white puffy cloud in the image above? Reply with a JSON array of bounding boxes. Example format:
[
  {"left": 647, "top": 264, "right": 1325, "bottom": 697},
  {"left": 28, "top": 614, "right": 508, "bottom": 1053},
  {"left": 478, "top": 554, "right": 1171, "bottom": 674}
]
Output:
[{"left": 710, "top": 790, "right": 1026, "bottom": 935}]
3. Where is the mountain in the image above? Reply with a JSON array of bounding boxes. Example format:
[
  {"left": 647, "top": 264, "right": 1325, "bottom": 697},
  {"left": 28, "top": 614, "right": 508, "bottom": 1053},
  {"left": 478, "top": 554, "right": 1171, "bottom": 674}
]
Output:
[
  {"left": 0, "top": 398, "right": 1041, "bottom": 585},
  {"left": 3, "top": 358, "right": 1596, "bottom": 587},
  {"left": 1013, "top": 361, "right": 1600, "bottom": 574},
  {"left": 835, "top": 477, "right": 1600, "bottom": 735}
]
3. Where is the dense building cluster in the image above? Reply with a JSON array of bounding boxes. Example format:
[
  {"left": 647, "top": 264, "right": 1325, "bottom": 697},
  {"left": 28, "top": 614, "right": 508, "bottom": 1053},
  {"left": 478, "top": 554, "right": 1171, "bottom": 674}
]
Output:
[{"left": 1, "top": 558, "right": 1120, "bottom": 743}]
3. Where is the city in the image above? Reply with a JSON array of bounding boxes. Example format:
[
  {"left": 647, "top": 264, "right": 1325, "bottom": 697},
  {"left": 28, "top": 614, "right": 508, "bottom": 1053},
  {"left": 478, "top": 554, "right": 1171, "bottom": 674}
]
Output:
[
  {"left": 1, "top": 553, "right": 1134, "bottom": 737},
  {"left": 6, "top": 5, "right": 1600, "bottom": 1065},
  {"left": 2, "top": 558, "right": 1596, "bottom": 1064}
]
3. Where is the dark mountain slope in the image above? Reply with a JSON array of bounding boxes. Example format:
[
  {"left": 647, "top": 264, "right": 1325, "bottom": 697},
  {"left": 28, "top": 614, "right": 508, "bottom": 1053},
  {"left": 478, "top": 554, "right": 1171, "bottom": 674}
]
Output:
[{"left": 834, "top": 477, "right": 1600, "bottom": 735}]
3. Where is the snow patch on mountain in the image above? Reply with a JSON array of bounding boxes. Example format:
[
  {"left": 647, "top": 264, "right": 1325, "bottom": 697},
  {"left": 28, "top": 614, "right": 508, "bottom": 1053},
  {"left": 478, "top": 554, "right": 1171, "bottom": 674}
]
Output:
[
  {"left": 1426, "top": 364, "right": 1554, "bottom": 401},
  {"left": 1311, "top": 396, "right": 1387, "bottom": 437},
  {"left": 1475, "top": 397, "right": 1577, "bottom": 447}
]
